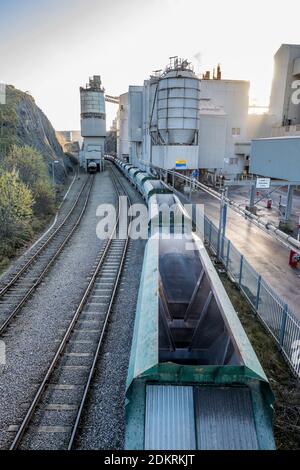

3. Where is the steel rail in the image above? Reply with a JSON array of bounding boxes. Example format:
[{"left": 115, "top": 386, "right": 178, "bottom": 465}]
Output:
[
  {"left": 0, "top": 176, "right": 94, "bottom": 336},
  {"left": 9, "top": 165, "right": 131, "bottom": 450},
  {"left": 67, "top": 166, "right": 131, "bottom": 449}
]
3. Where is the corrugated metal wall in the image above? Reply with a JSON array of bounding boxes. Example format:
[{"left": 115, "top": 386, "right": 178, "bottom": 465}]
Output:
[
  {"left": 145, "top": 385, "right": 259, "bottom": 450},
  {"left": 145, "top": 385, "right": 196, "bottom": 450}
]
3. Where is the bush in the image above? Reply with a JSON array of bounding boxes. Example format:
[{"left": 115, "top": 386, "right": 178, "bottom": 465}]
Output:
[
  {"left": 0, "top": 171, "right": 33, "bottom": 255},
  {"left": 4, "top": 144, "right": 56, "bottom": 217},
  {"left": 33, "top": 180, "right": 56, "bottom": 216}
]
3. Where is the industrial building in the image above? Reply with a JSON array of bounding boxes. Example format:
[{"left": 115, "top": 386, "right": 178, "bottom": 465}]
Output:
[
  {"left": 116, "top": 93, "right": 129, "bottom": 161},
  {"left": 80, "top": 75, "right": 106, "bottom": 172},
  {"left": 269, "top": 44, "right": 300, "bottom": 130},
  {"left": 250, "top": 44, "right": 300, "bottom": 181},
  {"left": 200, "top": 77, "right": 249, "bottom": 174},
  {"left": 117, "top": 57, "right": 250, "bottom": 177},
  {"left": 250, "top": 136, "right": 300, "bottom": 181}
]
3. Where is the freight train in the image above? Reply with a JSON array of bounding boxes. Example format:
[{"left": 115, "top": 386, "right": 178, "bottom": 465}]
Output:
[
  {"left": 107, "top": 156, "right": 275, "bottom": 450},
  {"left": 87, "top": 161, "right": 98, "bottom": 174}
]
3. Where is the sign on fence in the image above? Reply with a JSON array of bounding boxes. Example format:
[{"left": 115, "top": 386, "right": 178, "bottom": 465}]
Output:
[{"left": 256, "top": 177, "right": 271, "bottom": 189}]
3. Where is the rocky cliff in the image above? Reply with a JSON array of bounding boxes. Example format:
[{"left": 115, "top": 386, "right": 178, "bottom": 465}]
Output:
[{"left": 0, "top": 85, "right": 73, "bottom": 183}]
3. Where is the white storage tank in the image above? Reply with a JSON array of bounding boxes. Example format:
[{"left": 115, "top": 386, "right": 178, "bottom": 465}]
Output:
[
  {"left": 156, "top": 58, "right": 200, "bottom": 145},
  {"left": 80, "top": 76, "right": 106, "bottom": 138}
]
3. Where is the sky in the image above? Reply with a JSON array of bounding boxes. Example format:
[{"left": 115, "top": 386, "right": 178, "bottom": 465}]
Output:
[{"left": 0, "top": 0, "right": 300, "bottom": 130}]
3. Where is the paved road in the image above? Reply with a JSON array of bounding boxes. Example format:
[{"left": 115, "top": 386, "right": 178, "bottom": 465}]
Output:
[
  {"left": 190, "top": 189, "right": 300, "bottom": 320},
  {"left": 228, "top": 185, "right": 300, "bottom": 236}
]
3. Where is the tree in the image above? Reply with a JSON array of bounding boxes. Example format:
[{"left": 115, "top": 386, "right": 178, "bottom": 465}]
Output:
[
  {"left": 4, "top": 145, "right": 55, "bottom": 216},
  {"left": 0, "top": 170, "right": 33, "bottom": 243}
]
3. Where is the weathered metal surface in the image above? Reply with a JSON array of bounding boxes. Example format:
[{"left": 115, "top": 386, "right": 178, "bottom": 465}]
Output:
[
  {"left": 123, "top": 160, "right": 275, "bottom": 450},
  {"left": 195, "top": 387, "right": 258, "bottom": 450},
  {"left": 145, "top": 385, "right": 196, "bottom": 450},
  {"left": 126, "top": 238, "right": 159, "bottom": 389}
]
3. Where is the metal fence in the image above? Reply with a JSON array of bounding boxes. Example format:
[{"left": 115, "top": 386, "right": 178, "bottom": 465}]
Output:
[{"left": 199, "top": 215, "right": 300, "bottom": 378}]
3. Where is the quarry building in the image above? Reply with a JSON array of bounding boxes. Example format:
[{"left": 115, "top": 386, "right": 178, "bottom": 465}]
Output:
[{"left": 117, "top": 57, "right": 249, "bottom": 177}]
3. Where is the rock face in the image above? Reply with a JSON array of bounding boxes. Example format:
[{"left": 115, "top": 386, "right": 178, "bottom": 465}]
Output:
[{"left": 0, "top": 86, "right": 73, "bottom": 183}]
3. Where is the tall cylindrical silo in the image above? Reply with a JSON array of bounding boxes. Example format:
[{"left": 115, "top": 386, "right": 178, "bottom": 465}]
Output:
[
  {"left": 80, "top": 76, "right": 106, "bottom": 138},
  {"left": 156, "top": 60, "right": 200, "bottom": 145}
]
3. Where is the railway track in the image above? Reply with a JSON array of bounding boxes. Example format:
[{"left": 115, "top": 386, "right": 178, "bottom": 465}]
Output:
[
  {"left": 0, "top": 176, "right": 94, "bottom": 335},
  {"left": 9, "top": 166, "right": 132, "bottom": 450}
]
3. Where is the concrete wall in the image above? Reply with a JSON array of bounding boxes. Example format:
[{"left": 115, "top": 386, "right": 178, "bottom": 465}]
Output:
[
  {"left": 200, "top": 79, "right": 249, "bottom": 174},
  {"left": 247, "top": 114, "right": 276, "bottom": 140},
  {"left": 129, "top": 86, "right": 143, "bottom": 142},
  {"left": 81, "top": 117, "right": 106, "bottom": 138},
  {"left": 151, "top": 145, "right": 199, "bottom": 169},
  {"left": 250, "top": 136, "right": 300, "bottom": 180},
  {"left": 198, "top": 111, "right": 226, "bottom": 169}
]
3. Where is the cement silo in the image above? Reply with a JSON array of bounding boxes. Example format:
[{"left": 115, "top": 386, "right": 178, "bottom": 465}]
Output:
[
  {"left": 156, "top": 59, "right": 200, "bottom": 145},
  {"left": 80, "top": 75, "right": 106, "bottom": 171}
]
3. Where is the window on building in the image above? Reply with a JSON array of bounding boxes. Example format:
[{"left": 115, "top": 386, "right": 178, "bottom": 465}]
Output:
[
  {"left": 232, "top": 128, "right": 241, "bottom": 136},
  {"left": 229, "top": 158, "right": 238, "bottom": 165}
]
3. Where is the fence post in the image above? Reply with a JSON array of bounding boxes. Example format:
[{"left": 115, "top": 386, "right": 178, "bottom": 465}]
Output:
[
  {"left": 239, "top": 255, "right": 244, "bottom": 287},
  {"left": 226, "top": 240, "right": 231, "bottom": 271},
  {"left": 255, "top": 275, "right": 262, "bottom": 312},
  {"left": 279, "top": 304, "right": 288, "bottom": 348}
]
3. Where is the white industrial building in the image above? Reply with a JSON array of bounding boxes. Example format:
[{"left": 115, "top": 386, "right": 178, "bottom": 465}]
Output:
[
  {"left": 250, "top": 136, "right": 300, "bottom": 181},
  {"left": 250, "top": 44, "right": 300, "bottom": 181},
  {"left": 200, "top": 78, "right": 249, "bottom": 174},
  {"left": 80, "top": 75, "right": 106, "bottom": 171},
  {"left": 117, "top": 57, "right": 250, "bottom": 177},
  {"left": 117, "top": 93, "right": 129, "bottom": 161},
  {"left": 269, "top": 44, "right": 300, "bottom": 129}
]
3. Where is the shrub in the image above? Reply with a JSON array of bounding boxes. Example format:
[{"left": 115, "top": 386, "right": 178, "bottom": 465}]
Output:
[
  {"left": 0, "top": 170, "right": 34, "bottom": 251},
  {"left": 4, "top": 144, "right": 56, "bottom": 217}
]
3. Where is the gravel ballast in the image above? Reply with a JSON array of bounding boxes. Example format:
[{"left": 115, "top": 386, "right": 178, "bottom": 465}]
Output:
[
  {"left": 0, "top": 171, "right": 117, "bottom": 449},
  {"left": 75, "top": 168, "right": 147, "bottom": 450}
]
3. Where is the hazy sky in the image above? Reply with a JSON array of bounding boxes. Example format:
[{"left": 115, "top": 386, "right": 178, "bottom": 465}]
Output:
[{"left": 1, "top": 0, "right": 300, "bottom": 130}]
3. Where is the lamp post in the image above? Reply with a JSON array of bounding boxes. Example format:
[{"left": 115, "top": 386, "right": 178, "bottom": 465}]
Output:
[{"left": 52, "top": 160, "right": 59, "bottom": 186}]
